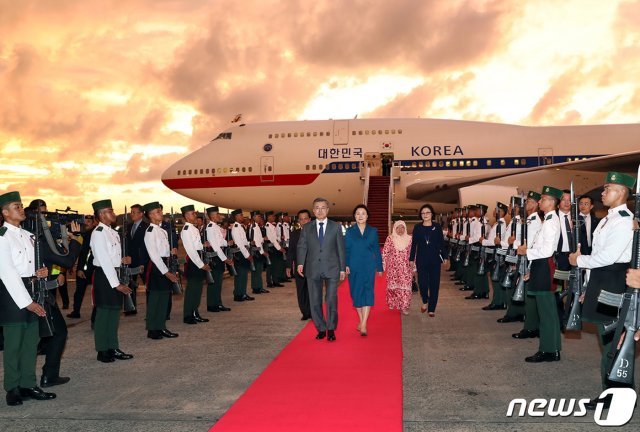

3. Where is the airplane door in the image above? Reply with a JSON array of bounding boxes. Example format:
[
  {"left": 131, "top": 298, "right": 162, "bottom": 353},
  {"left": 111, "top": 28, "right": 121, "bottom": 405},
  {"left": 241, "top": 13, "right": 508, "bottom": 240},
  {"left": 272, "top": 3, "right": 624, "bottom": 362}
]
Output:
[
  {"left": 333, "top": 120, "right": 349, "bottom": 145},
  {"left": 260, "top": 156, "right": 274, "bottom": 182},
  {"left": 538, "top": 148, "right": 553, "bottom": 166}
]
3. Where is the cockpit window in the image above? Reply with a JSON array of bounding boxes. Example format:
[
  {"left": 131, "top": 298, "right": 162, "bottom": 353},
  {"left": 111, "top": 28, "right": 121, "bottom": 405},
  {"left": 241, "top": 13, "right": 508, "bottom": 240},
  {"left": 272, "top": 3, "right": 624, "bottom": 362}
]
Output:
[{"left": 213, "top": 132, "right": 233, "bottom": 140}]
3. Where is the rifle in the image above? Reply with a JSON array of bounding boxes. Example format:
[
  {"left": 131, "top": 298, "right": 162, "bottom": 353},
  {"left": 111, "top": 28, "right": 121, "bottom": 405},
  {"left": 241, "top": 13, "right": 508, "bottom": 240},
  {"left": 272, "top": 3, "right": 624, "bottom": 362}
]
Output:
[
  {"left": 512, "top": 202, "right": 529, "bottom": 302},
  {"left": 168, "top": 208, "right": 183, "bottom": 294},
  {"left": 501, "top": 197, "right": 518, "bottom": 288},
  {"left": 606, "top": 167, "right": 640, "bottom": 385},
  {"left": 477, "top": 207, "right": 487, "bottom": 275},
  {"left": 565, "top": 182, "right": 584, "bottom": 331},
  {"left": 118, "top": 206, "right": 138, "bottom": 313},
  {"left": 491, "top": 204, "right": 504, "bottom": 282},
  {"left": 224, "top": 224, "right": 240, "bottom": 276},
  {"left": 33, "top": 209, "right": 56, "bottom": 337},
  {"left": 198, "top": 208, "right": 215, "bottom": 284},
  {"left": 454, "top": 209, "right": 465, "bottom": 262},
  {"left": 244, "top": 223, "right": 257, "bottom": 272},
  {"left": 463, "top": 209, "right": 472, "bottom": 267}
]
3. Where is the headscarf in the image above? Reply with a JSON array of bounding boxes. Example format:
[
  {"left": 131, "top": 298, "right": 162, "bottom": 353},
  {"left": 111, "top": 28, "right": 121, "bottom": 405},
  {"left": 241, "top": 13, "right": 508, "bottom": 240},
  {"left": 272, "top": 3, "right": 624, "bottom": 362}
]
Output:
[{"left": 391, "top": 220, "right": 411, "bottom": 250}]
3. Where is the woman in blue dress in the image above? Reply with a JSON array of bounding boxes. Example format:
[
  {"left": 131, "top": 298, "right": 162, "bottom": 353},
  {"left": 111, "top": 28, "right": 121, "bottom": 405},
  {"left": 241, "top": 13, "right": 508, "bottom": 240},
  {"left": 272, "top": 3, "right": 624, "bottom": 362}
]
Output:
[
  {"left": 345, "top": 204, "right": 384, "bottom": 336},
  {"left": 409, "top": 203, "right": 447, "bottom": 316}
]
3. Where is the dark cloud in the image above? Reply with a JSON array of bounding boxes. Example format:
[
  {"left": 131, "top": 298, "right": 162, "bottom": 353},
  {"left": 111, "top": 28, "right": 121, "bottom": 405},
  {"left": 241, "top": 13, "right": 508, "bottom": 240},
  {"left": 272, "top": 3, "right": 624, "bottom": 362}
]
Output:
[{"left": 109, "top": 153, "right": 180, "bottom": 184}]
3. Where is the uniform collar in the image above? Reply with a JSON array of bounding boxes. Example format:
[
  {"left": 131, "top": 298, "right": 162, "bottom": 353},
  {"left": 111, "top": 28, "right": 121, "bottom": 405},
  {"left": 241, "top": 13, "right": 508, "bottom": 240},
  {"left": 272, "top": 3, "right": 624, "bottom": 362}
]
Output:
[
  {"left": 98, "top": 222, "right": 111, "bottom": 230},
  {"left": 608, "top": 203, "right": 629, "bottom": 214},
  {"left": 4, "top": 222, "right": 21, "bottom": 233}
]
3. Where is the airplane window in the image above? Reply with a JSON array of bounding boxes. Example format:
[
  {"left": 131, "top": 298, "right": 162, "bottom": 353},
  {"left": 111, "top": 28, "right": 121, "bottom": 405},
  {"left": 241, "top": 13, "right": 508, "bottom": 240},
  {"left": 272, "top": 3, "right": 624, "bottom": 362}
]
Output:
[
  {"left": 235, "top": 167, "right": 240, "bottom": 172},
  {"left": 358, "top": 131, "right": 363, "bottom": 135},
  {"left": 274, "top": 133, "right": 279, "bottom": 138},
  {"left": 411, "top": 162, "right": 417, "bottom": 168},
  {"left": 514, "top": 159, "right": 519, "bottom": 166},
  {"left": 320, "top": 132, "right": 324, "bottom": 136},
  {"left": 372, "top": 130, "right": 376, "bottom": 135},
  {"left": 294, "top": 132, "right": 298, "bottom": 137},
  {"left": 177, "top": 170, "right": 181, "bottom": 175},
  {"left": 312, "top": 164, "right": 317, "bottom": 170},
  {"left": 486, "top": 160, "right": 492, "bottom": 167},
  {"left": 438, "top": 161, "right": 444, "bottom": 167},
  {"left": 281, "top": 132, "right": 285, "bottom": 137},
  {"left": 385, "top": 130, "right": 389, "bottom": 134},
  {"left": 223, "top": 168, "right": 228, "bottom": 173},
  {"left": 466, "top": 161, "right": 471, "bottom": 167},
  {"left": 313, "top": 132, "right": 318, "bottom": 137},
  {"left": 199, "top": 169, "right": 203, "bottom": 174},
  {"left": 338, "top": 163, "right": 343, "bottom": 170},
  {"left": 365, "top": 130, "right": 370, "bottom": 135},
  {"left": 248, "top": 167, "right": 253, "bottom": 172},
  {"left": 242, "top": 167, "right": 246, "bottom": 172},
  {"left": 319, "top": 164, "right": 323, "bottom": 170},
  {"left": 473, "top": 161, "right": 478, "bottom": 167},
  {"left": 306, "top": 165, "right": 310, "bottom": 170},
  {"left": 446, "top": 161, "right": 451, "bottom": 167},
  {"left": 269, "top": 134, "right": 273, "bottom": 139},
  {"left": 378, "top": 130, "right": 382, "bottom": 135},
  {"left": 206, "top": 169, "right": 209, "bottom": 174},
  {"left": 391, "top": 129, "right": 396, "bottom": 134},
  {"left": 307, "top": 132, "right": 311, "bottom": 137},
  {"left": 500, "top": 159, "right": 505, "bottom": 166},
  {"left": 352, "top": 131, "right": 356, "bottom": 135},
  {"left": 398, "top": 129, "right": 403, "bottom": 134},
  {"left": 287, "top": 133, "right": 292, "bottom": 138},
  {"left": 418, "top": 162, "right": 424, "bottom": 168},
  {"left": 188, "top": 169, "right": 192, "bottom": 174},
  {"left": 521, "top": 159, "right": 527, "bottom": 165}
]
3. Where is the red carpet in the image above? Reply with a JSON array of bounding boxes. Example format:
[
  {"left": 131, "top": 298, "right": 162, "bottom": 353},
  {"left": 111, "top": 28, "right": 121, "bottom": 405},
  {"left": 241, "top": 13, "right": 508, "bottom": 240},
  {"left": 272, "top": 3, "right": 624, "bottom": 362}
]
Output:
[{"left": 210, "top": 275, "right": 403, "bottom": 431}]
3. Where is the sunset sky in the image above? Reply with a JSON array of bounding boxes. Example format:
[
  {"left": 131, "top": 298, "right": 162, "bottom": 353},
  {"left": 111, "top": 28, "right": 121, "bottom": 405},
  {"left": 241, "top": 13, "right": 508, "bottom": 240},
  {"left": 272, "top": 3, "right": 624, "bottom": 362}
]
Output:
[{"left": 1, "top": 0, "right": 639, "bottom": 214}]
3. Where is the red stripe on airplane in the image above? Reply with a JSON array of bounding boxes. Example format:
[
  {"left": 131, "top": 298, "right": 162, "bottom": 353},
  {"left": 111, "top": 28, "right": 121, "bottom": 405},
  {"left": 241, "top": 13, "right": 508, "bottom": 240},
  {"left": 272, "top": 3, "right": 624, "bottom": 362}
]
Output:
[{"left": 162, "top": 173, "right": 320, "bottom": 189}]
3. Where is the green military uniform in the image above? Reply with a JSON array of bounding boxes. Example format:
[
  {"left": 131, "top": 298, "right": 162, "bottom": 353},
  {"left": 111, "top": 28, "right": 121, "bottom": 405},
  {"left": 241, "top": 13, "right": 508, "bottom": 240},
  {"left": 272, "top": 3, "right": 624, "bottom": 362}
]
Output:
[
  {"left": 248, "top": 211, "right": 268, "bottom": 294},
  {"left": 470, "top": 204, "right": 489, "bottom": 298},
  {"left": 180, "top": 205, "right": 209, "bottom": 323},
  {"left": 204, "top": 206, "right": 231, "bottom": 312},
  {"left": 230, "top": 209, "right": 254, "bottom": 301},
  {"left": 0, "top": 191, "right": 56, "bottom": 405}
]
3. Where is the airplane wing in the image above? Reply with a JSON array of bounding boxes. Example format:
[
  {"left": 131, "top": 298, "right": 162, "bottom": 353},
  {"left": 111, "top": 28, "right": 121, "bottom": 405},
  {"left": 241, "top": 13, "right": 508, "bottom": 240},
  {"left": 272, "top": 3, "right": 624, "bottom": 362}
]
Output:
[{"left": 406, "top": 150, "right": 640, "bottom": 203}]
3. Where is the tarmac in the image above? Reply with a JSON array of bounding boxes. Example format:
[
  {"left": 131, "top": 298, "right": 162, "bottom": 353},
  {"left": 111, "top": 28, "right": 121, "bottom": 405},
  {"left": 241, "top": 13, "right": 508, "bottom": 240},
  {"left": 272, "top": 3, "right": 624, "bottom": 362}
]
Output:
[{"left": 0, "top": 271, "right": 638, "bottom": 432}]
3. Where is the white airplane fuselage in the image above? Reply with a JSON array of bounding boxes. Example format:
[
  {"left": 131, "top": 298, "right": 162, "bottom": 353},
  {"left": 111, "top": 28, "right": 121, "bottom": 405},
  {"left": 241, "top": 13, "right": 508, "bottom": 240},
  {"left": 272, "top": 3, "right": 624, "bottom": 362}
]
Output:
[{"left": 161, "top": 119, "right": 640, "bottom": 214}]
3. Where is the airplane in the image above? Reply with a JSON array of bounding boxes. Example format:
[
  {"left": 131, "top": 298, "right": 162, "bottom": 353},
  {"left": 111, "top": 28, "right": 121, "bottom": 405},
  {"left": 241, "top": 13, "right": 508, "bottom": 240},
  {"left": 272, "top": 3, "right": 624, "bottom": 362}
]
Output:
[{"left": 161, "top": 118, "right": 640, "bottom": 216}]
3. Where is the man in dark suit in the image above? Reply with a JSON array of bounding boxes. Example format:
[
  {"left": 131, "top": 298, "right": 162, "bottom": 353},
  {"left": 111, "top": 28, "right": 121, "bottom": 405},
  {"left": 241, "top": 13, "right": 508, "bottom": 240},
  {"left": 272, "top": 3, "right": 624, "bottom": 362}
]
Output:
[
  {"left": 286, "top": 209, "right": 312, "bottom": 321},
  {"left": 578, "top": 195, "right": 599, "bottom": 256},
  {"left": 296, "top": 198, "right": 346, "bottom": 342},
  {"left": 125, "top": 204, "right": 149, "bottom": 314},
  {"left": 67, "top": 215, "right": 97, "bottom": 319}
]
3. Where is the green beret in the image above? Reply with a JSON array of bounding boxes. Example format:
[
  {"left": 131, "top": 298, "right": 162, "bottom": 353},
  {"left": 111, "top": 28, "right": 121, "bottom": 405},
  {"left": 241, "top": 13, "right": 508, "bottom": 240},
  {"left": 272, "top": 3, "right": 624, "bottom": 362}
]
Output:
[
  {"left": 276, "top": 212, "right": 284, "bottom": 217},
  {"left": 541, "top": 186, "right": 563, "bottom": 200},
  {"left": 143, "top": 201, "right": 162, "bottom": 212},
  {"left": 92, "top": 199, "right": 112, "bottom": 212},
  {"left": 476, "top": 204, "right": 488, "bottom": 212},
  {"left": 180, "top": 205, "right": 195, "bottom": 214},
  {"left": 206, "top": 206, "right": 219, "bottom": 214},
  {"left": 468, "top": 204, "right": 478, "bottom": 210},
  {"left": 230, "top": 209, "right": 243, "bottom": 216},
  {"left": 0, "top": 191, "right": 21, "bottom": 207},
  {"left": 605, "top": 172, "right": 636, "bottom": 189},
  {"left": 250, "top": 210, "right": 261, "bottom": 217},
  {"left": 497, "top": 202, "right": 508, "bottom": 213},
  {"left": 527, "top": 191, "right": 541, "bottom": 201},
  {"left": 265, "top": 211, "right": 274, "bottom": 217}
]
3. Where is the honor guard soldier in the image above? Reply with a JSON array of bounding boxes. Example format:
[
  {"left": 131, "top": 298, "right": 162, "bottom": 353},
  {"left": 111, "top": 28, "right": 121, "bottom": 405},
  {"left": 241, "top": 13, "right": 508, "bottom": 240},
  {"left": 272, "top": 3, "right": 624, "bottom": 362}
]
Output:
[
  {"left": 569, "top": 172, "right": 635, "bottom": 408},
  {"left": 89, "top": 199, "right": 134, "bottom": 363},
  {"left": 248, "top": 211, "right": 270, "bottom": 294},
  {"left": 482, "top": 203, "right": 505, "bottom": 309},
  {"left": 204, "top": 206, "right": 232, "bottom": 312},
  {"left": 453, "top": 207, "right": 469, "bottom": 285},
  {"left": 275, "top": 212, "right": 289, "bottom": 283},
  {"left": 265, "top": 211, "right": 285, "bottom": 288},
  {"left": 282, "top": 213, "right": 292, "bottom": 282},
  {"left": 469, "top": 204, "right": 490, "bottom": 300},
  {"left": 0, "top": 191, "right": 55, "bottom": 405},
  {"left": 517, "top": 186, "right": 562, "bottom": 362},
  {"left": 230, "top": 209, "right": 255, "bottom": 302},
  {"left": 143, "top": 202, "right": 179, "bottom": 338},
  {"left": 180, "top": 204, "right": 210, "bottom": 324},
  {"left": 505, "top": 192, "right": 542, "bottom": 327}
]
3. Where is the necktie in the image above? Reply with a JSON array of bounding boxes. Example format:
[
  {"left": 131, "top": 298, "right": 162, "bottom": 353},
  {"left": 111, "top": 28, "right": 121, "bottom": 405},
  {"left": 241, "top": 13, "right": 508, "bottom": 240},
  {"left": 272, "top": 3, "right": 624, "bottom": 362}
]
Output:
[
  {"left": 564, "top": 215, "right": 571, "bottom": 251},
  {"left": 131, "top": 222, "right": 138, "bottom": 238},
  {"left": 318, "top": 222, "right": 325, "bottom": 246}
]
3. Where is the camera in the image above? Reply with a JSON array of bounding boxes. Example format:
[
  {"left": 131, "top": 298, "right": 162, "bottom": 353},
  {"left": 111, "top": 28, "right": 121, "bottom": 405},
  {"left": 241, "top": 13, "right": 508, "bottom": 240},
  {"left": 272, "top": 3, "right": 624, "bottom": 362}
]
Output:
[{"left": 23, "top": 208, "right": 85, "bottom": 239}]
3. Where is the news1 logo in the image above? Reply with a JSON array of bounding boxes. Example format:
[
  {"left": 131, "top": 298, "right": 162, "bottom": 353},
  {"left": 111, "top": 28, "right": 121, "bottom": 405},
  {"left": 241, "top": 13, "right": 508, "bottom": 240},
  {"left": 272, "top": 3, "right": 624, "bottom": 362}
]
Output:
[{"left": 506, "top": 388, "right": 637, "bottom": 426}]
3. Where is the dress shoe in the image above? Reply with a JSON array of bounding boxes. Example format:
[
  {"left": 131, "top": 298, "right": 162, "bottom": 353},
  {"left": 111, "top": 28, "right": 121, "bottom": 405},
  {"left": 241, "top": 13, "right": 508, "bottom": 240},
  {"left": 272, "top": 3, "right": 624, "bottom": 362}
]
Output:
[
  {"left": 301, "top": 316, "right": 310, "bottom": 321},
  {"left": 459, "top": 286, "right": 473, "bottom": 291},
  {"left": 272, "top": 283, "right": 285, "bottom": 287},
  {"left": 454, "top": 281, "right": 466, "bottom": 286},
  {"left": 110, "top": 349, "right": 134, "bottom": 360},
  {"left": 266, "top": 283, "right": 274, "bottom": 288},
  {"left": 40, "top": 375, "right": 70, "bottom": 388},
  {"left": 183, "top": 317, "right": 198, "bottom": 324},
  {"left": 525, "top": 351, "right": 560, "bottom": 363},
  {"left": 241, "top": 294, "right": 255, "bottom": 301},
  {"left": 66, "top": 311, "right": 81, "bottom": 319},
  {"left": 97, "top": 350, "right": 115, "bottom": 363},
  {"left": 207, "top": 306, "right": 220, "bottom": 312},
  {"left": 327, "top": 330, "right": 336, "bottom": 341},
  {"left": 498, "top": 315, "right": 524, "bottom": 323},
  {"left": 193, "top": 312, "right": 209, "bottom": 323},
  {"left": 258, "top": 288, "right": 270, "bottom": 293},
  {"left": 482, "top": 304, "right": 506, "bottom": 311},
  {"left": 6, "top": 388, "right": 22, "bottom": 406},
  {"left": 585, "top": 394, "right": 613, "bottom": 411},
  {"left": 233, "top": 296, "right": 245, "bottom": 302},
  {"left": 161, "top": 329, "right": 179, "bottom": 338},
  {"left": 218, "top": 305, "right": 231, "bottom": 311},
  {"left": 465, "top": 294, "right": 488, "bottom": 300},
  {"left": 315, "top": 331, "right": 326, "bottom": 340},
  {"left": 19, "top": 386, "right": 56, "bottom": 400},
  {"left": 124, "top": 310, "right": 137, "bottom": 316},
  {"left": 512, "top": 329, "right": 539, "bottom": 339},
  {"left": 62, "top": 304, "right": 69, "bottom": 310},
  {"left": 147, "top": 330, "right": 164, "bottom": 339}
]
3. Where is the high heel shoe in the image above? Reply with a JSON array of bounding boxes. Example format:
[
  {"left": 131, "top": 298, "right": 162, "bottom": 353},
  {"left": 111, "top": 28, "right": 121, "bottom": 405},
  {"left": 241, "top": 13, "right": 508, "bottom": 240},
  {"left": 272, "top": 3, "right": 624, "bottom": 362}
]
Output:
[
  {"left": 428, "top": 312, "right": 435, "bottom": 317},
  {"left": 360, "top": 331, "right": 367, "bottom": 337},
  {"left": 420, "top": 305, "right": 427, "bottom": 313}
]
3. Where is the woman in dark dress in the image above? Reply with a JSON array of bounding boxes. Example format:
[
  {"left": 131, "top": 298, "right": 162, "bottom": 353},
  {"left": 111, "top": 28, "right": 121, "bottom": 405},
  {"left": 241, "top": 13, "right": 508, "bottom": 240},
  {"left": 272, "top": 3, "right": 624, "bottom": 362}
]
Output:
[
  {"left": 409, "top": 204, "right": 447, "bottom": 316},
  {"left": 345, "top": 204, "right": 383, "bottom": 336}
]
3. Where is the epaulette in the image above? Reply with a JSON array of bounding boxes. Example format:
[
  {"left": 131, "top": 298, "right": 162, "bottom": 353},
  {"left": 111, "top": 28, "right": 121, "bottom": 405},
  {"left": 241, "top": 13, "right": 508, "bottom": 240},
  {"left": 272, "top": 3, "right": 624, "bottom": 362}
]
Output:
[
  {"left": 234, "top": 223, "right": 239, "bottom": 227},
  {"left": 183, "top": 225, "right": 189, "bottom": 230},
  {"left": 530, "top": 215, "right": 536, "bottom": 221},
  {"left": 545, "top": 214, "right": 552, "bottom": 221},
  {"left": 147, "top": 225, "right": 154, "bottom": 232},
  {"left": 207, "top": 223, "right": 213, "bottom": 228},
  {"left": 96, "top": 226, "right": 104, "bottom": 232},
  {"left": 0, "top": 226, "right": 6, "bottom": 236},
  {"left": 619, "top": 210, "right": 630, "bottom": 217}
]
